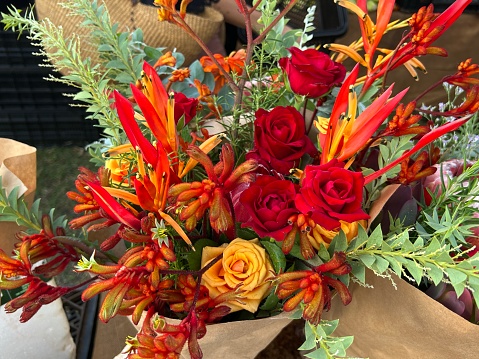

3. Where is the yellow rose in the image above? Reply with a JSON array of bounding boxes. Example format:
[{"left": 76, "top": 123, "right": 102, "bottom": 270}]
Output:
[
  {"left": 201, "top": 238, "right": 275, "bottom": 313},
  {"left": 307, "top": 220, "right": 367, "bottom": 250}
]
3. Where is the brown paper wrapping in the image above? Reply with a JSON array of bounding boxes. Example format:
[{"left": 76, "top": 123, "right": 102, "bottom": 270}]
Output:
[
  {"left": 323, "top": 270, "right": 479, "bottom": 358},
  {"left": 0, "top": 138, "right": 37, "bottom": 254},
  {"left": 112, "top": 312, "right": 293, "bottom": 359}
]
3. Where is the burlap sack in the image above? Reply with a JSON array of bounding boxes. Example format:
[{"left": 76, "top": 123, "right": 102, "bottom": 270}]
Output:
[
  {"left": 0, "top": 138, "right": 36, "bottom": 255},
  {"left": 323, "top": 270, "right": 479, "bottom": 358},
  {"left": 34, "top": 0, "right": 224, "bottom": 67}
]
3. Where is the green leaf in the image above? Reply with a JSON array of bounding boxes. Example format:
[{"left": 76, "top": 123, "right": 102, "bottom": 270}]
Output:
[
  {"left": 451, "top": 281, "right": 466, "bottom": 299},
  {"left": 328, "top": 231, "right": 348, "bottom": 253},
  {"left": 372, "top": 255, "right": 390, "bottom": 274},
  {"left": 115, "top": 72, "right": 135, "bottom": 84},
  {"left": 445, "top": 268, "right": 467, "bottom": 286},
  {"left": 339, "top": 335, "right": 354, "bottom": 350},
  {"left": 321, "top": 319, "right": 339, "bottom": 336},
  {"left": 358, "top": 253, "right": 376, "bottom": 268},
  {"left": 189, "top": 60, "right": 205, "bottom": 81},
  {"left": 7, "top": 186, "right": 20, "bottom": 211},
  {"left": 236, "top": 227, "right": 258, "bottom": 240},
  {"left": 380, "top": 241, "right": 393, "bottom": 252},
  {"left": 401, "top": 238, "right": 416, "bottom": 253},
  {"left": 299, "top": 324, "right": 317, "bottom": 351},
  {"left": 436, "top": 251, "right": 455, "bottom": 264},
  {"left": 105, "top": 59, "right": 127, "bottom": 70},
  {"left": 350, "top": 260, "right": 366, "bottom": 283},
  {"left": 0, "top": 215, "right": 21, "bottom": 222},
  {"left": 348, "top": 226, "right": 369, "bottom": 252},
  {"left": 317, "top": 244, "right": 331, "bottom": 262},
  {"left": 98, "top": 43, "right": 114, "bottom": 52},
  {"left": 185, "top": 238, "right": 217, "bottom": 271},
  {"left": 427, "top": 265, "right": 444, "bottom": 286},
  {"left": 261, "top": 240, "right": 286, "bottom": 274},
  {"left": 143, "top": 46, "right": 163, "bottom": 60},
  {"left": 73, "top": 91, "right": 93, "bottom": 100},
  {"left": 259, "top": 291, "right": 279, "bottom": 311},
  {"left": 424, "top": 237, "right": 442, "bottom": 255},
  {"left": 304, "top": 348, "right": 328, "bottom": 359},
  {"left": 366, "top": 225, "right": 383, "bottom": 249},
  {"left": 397, "top": 198, "right": 418, "bottom": 226},
  {"left": 404, "top": 261, "right": 423, "bottom": 284}
]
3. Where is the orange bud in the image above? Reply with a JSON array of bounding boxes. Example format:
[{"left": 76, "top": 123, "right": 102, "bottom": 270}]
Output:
[
  {"left": 299, "top": 232, "right": 315, "bottom": 260},
  {"left": 153, "top": 51, "right": 177, "bottom": 68},
  {"left": 177, "top": 187, "right": 204, "bottom": 202},
  {"left": 302, "top": 287, "right": 324, "bottom": 325},
  {"left": 275, "top": 270, "right": 310, "bottom": 284},
  {"left": 168, "top": 183, "right": 193, "bottom": 198},
  {"left": 282, "top": 224, "right": 298, "bottom": 254},
  {"left": 160, "top": 245, "right": 177, "bottom": 262},
  {"left": 283, "top": 289, "right": 306, "bottom": 312},
  {"left": 316, "top": 251, "right": 348, "bottom": 273}
]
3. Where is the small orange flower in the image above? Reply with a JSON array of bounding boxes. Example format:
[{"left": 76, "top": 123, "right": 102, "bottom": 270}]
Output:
[
  {"left": 169, "top": 68, "right": 190, "bottom": 83},
  {"left": 200, "top": 49, "right": 246, "bottom": 94},
  {"left": 153, "top": 51, "right": 177, "bottom": 68},
  {"left": 392, "top": 150, "right": 439, "bottom": 185},
  {"left": 168, "top": 143, "right": 258, "bottom": 236}
]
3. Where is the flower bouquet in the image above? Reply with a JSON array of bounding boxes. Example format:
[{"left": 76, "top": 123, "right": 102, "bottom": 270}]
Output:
[{"left": 2, "top": 0, "right": 479, "bottom": 358}]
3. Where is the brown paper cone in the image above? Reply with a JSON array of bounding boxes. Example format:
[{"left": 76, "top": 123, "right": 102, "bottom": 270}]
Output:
[
  {"left": 323, "top": 270, "right": 479, "bottom": 358},
  {"left": 0, "top": 138, "right": 37, "bottom": 255},
  {"left": 111, "top": 312, "right": 293, "bottom": 359}
]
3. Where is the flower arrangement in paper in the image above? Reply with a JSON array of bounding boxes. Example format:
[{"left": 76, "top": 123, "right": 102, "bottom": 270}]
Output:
[{"left": 1, "top": 0, "right": 479, "bottom": 358}]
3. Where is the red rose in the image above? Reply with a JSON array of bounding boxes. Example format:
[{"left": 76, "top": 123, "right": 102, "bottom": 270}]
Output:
[
  {"left": 295, "top": 160, "right": 369, "bottom": 230},
  {"left": 279, "top": 47, "right": 346, "bottom": 98},
  {"left": 238, "top": 175, "right": 298, "bottom": 241},
  {"left": 174, "top": 92, "right": 198, "bottom": 125},
  {"left": 246, "top": 106, "right": 317, "bottom": 175}
]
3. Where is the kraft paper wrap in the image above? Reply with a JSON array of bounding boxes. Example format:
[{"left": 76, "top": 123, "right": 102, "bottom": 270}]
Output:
[
  {"left": 111, "top": 312, "right": 293, "bottom": 359},
  {"left": 336, "top": 11, "right": 479, "bottom": 104},
  {"left": 35, "top": 0, "right": 224, "bottom": 67},
  {"left": 323, "top": 270, "right": 479, "bottom": 358},
  {"left": 0, "top": 138, "right": 37, "bottom": 255}
]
